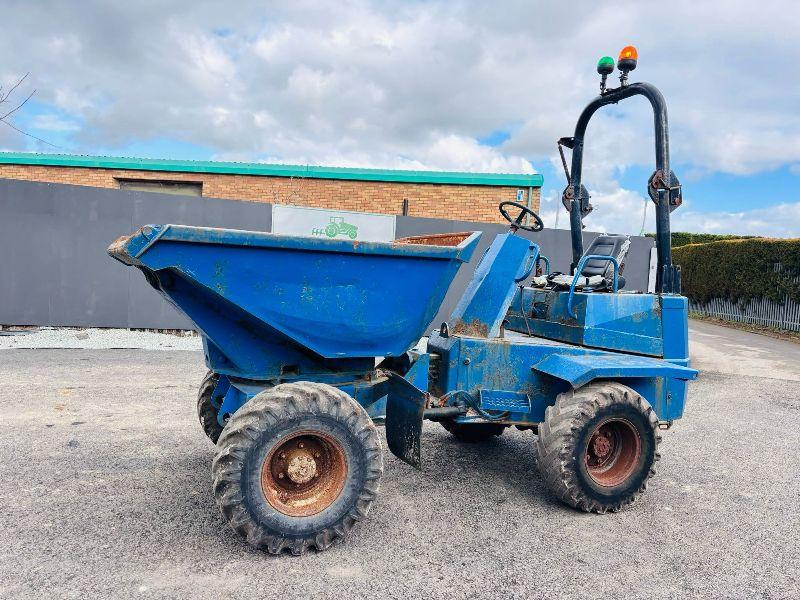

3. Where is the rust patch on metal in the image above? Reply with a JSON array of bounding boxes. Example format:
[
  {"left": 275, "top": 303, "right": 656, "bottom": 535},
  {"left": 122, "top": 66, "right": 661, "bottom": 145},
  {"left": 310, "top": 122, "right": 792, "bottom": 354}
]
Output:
[
  {"left": 585, "top": 418, "right": 641, "bottom": 487},
  {"left": 286, "top": 453, "right": 317, "bottom": 484},
  {"left": 107, "top": 235, "right": 129, "bottom": 254},
  {"left": 261, "top": 430, "right": 347, "bottom": 517},
  {"left": 394, "top": 232, "right": 473, "bottom": 247},
  {"left": 451, "top": 318, "right": 489, "bottom": 338},
  {"left": 428, "top": 355, "right": 444, "bottom": 398}
]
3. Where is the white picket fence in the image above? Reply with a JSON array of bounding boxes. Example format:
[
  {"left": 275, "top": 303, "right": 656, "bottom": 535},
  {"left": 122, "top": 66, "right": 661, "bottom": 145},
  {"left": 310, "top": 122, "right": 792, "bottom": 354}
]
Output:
[{"left": 690, "top": 295, "right": 800, "bottom": 332}]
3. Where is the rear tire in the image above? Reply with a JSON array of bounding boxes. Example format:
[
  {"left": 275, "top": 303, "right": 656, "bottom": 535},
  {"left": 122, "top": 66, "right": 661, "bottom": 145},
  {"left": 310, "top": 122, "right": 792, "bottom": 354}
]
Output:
[
  {"left": 535, "top": 382, "right": 660, "bottom": 513},
  {"left": 197, "top": 371, "right": 224, "bottom": 444},
  {"left": 212, "top": 382, "right": 383, "bottom": 555},
  {"left": 440, "top": 419, "right": 506, "bottom": 442}
]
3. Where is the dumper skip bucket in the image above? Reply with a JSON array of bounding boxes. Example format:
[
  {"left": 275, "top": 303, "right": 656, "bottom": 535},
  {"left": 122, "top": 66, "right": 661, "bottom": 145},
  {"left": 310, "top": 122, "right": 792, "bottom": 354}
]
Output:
[{"left": 109, "top": 225, "right": 481, "bottom": 360}]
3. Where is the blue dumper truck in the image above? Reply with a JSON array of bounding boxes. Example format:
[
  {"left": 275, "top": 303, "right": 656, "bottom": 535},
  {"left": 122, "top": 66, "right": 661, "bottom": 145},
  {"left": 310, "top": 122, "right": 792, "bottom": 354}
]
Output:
[{"left": 109, "top": 48, "right": 697, "bottom": 555}]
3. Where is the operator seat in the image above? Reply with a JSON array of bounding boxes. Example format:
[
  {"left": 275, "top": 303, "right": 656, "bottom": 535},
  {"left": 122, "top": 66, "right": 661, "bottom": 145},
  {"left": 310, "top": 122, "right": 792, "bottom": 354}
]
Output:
[{"left": 533, "top": 234, "right": 631, "bottom": 291}]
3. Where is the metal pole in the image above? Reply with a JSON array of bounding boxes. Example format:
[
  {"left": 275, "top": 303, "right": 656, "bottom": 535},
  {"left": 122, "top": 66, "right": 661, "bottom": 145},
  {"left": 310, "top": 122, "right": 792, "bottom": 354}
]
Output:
[
  {"left": 526, "top": 186, "right": 534, "bottom": 227},
  {"left": 566, "top": 82, "right": 674, "bottom": 291}
]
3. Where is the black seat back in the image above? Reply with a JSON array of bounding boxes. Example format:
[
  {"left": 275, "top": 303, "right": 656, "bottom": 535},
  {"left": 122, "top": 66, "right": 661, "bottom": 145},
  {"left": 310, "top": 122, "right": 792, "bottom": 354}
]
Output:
[{"left": 580, "top": 235, "right": 630, "bottom": 278}]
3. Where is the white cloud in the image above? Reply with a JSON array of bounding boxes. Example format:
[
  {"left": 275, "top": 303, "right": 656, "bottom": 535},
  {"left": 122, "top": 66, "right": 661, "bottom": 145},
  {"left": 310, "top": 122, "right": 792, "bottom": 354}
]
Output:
[
  {"left": 540, "top": 185, "right": 654, "bottom": 237},
  {"left": 672, "top": 202, "right": 800, "bottom": 238},
  {"left": 30, "top": 113, "right": 80, "bottom": 132},
  {"left": 1, "top": 0, "right": 799, "bottom": 235},
  {"left": 7, "top": 0, "right": 795, "bottom": 171},
  {"left": 542, "top": 184, "right": 800, "bottom": 238},
  {"left": 250, "top": 133, "right": 536, "bottom": 173}
]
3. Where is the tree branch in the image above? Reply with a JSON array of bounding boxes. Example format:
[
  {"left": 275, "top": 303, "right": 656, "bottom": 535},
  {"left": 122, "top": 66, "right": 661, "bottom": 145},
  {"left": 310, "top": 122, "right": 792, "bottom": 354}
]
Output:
[
  {"left": 0, "top": 88, "right": 36, "bottom": 121},
  {"left": 0, "top": 72, "right": 29, "bottom": 104},
  {"left": 1, "top": 119, "right": 66, "bottom": 150},
  {"left": 0, "top": 72, "right": 65, "bottom": 150}
]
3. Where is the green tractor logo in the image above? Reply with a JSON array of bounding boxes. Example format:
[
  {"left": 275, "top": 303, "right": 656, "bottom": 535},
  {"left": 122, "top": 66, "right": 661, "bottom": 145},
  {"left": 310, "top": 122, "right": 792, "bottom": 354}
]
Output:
[{"left": 312, "top": 216, "right": 359, "bottom": 240}]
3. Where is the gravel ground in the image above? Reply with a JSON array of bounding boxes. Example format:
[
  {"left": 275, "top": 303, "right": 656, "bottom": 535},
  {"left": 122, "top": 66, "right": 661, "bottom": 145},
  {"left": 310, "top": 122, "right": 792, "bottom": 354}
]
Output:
[
  {"left": 1, "top": 323, "right": 798, "bottom": 599},
  {"left": 0, "top": 327, "right": 202, "bottom": 351}
]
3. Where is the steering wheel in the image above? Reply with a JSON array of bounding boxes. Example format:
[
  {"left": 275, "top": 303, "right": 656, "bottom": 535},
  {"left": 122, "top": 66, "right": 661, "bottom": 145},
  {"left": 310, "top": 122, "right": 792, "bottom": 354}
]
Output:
[{"left": 498, "top": 201, "right": 544, "bottom": 232}]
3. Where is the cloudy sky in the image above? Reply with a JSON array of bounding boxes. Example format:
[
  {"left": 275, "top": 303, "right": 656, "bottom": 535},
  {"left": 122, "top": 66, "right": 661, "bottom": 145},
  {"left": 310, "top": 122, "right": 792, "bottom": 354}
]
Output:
[{"left": 2, "top": 0, "right": 799, "bottom": 236}]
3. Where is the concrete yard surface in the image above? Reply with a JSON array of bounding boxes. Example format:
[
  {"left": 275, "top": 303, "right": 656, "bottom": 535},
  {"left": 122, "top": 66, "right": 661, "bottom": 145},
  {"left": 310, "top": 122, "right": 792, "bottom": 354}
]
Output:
[
  {"left": 688, "top": 318, "right": 800, "bottom": 381},
  {"left": 1, "top": 321, "right": 798, "bottom": 599}
]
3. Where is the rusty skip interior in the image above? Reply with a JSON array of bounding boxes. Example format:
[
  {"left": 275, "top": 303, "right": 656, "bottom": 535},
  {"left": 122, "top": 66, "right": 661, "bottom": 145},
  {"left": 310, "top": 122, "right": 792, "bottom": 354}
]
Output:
[{"left": 393, "top": 232, "right": 474, "bottom": 247}]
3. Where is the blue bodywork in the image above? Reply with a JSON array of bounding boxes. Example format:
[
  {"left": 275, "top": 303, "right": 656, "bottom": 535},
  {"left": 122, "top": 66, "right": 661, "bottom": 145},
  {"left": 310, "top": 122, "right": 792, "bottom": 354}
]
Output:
[
  {"left": 507, "top": 288, "right": 665, "bottom": 356},
  {"left": 109, "top": 225, "right": 696, "bottom": 468},
  {"left": 110, "top": 224, "right": 480, "bottom": 376}
]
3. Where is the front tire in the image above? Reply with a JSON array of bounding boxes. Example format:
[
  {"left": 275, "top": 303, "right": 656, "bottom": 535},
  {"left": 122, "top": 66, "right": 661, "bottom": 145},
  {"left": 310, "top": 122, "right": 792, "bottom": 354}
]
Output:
[
  {"left": 535, "top": 382, "right": 660, "bottom": 513},
  {"left": 212, "top": 382, "right": 383, "bottom": 555}
]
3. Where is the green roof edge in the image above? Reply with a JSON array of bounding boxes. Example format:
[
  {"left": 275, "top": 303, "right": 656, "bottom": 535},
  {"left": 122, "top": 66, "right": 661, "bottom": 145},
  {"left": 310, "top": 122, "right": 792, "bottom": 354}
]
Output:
[{"left": 0, "top": 152, "right": 543, "bottom": 187}]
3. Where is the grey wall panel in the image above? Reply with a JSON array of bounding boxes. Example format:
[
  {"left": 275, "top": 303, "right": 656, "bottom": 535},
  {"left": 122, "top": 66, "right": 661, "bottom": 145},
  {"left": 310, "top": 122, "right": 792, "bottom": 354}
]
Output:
[
  {"left": 0, "top": 178, "right": 654, "bottom": 331},
  {"left": 1, "top": 182, "right": 54, "bottom": 324},
  {"left": 0, "top": 179, "right": 134, "bottom": 327},
  {"left": 0, "top": 179, "right": 272, "bottom": 329},
  {"left": 50, "top": 185, "right": 134, "bottom": 327}
]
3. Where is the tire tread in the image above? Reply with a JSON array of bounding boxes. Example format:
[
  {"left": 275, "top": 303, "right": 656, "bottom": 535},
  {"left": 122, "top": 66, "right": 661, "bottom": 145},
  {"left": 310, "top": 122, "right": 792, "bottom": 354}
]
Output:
[
  {"left": 197, "top": 371, "right": 224, "bottom": 444},
  {"left": 212, "top": 382, "right": 383, "bottom": 555},
  {"left": 535, "top": 382, "right": 660, "bottom": 513}
]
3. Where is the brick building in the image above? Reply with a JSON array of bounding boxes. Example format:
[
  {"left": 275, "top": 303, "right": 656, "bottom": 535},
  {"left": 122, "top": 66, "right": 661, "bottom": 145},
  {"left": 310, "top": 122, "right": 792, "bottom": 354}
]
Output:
[{"left": 0, "top": 153, "right": 541, "bottom": 223}]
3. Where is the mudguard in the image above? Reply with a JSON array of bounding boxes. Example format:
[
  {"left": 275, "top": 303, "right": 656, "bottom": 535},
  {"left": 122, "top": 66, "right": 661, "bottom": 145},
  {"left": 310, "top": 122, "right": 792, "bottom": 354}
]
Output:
[
  {"left": 385, "top": 372, "right": 427, "bottom": 470},
  {"left": 532, "top": 352, "right": 697, "bottom": 389}
]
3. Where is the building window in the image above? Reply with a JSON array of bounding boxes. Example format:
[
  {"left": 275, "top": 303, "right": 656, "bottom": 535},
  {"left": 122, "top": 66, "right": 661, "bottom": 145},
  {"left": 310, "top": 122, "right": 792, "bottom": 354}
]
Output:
[{"left": 115, "top": 178, "right": 203, "bottom": 196}]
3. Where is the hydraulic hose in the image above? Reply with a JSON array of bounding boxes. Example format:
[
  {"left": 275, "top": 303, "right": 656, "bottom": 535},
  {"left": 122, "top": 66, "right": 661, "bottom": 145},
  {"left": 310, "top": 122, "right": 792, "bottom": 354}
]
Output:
[{"left": 441, "top": 390, "right": 509, "bottom": 422}]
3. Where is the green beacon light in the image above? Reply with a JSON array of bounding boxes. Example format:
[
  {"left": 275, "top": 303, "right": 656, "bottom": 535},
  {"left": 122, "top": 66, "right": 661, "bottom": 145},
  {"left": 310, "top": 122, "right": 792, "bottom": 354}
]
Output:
[
  {"left": 597, "top": 56, "right": 615, "bottom": 94},
  {"left": 597, "top": 56, "right": 615, "bottom": 75}
]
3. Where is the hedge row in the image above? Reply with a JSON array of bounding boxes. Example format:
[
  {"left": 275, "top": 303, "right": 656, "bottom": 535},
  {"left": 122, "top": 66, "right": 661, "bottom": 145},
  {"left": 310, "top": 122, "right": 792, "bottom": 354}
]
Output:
[
  {"left": 673, "top": 238, "right": 800, "bottom": 305},
  {"left": 647, "top": 231, "right": 758, "bottom": 247}
]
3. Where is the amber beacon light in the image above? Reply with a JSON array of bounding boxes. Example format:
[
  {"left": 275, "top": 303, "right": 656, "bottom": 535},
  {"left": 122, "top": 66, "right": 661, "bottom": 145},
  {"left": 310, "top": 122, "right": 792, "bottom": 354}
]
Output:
[{"left": 617, "top": 46, "right": 638, "bottom": 72}]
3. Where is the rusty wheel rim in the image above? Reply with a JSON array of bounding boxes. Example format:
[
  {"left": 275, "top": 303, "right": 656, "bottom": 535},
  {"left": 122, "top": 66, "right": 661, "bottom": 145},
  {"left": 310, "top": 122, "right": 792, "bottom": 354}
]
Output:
[
  {"left": 584, "top": 418, "right": 641, "bottom": 487},
  {"left": 261, "top": 431, "right": 348, "bottom": 517}
]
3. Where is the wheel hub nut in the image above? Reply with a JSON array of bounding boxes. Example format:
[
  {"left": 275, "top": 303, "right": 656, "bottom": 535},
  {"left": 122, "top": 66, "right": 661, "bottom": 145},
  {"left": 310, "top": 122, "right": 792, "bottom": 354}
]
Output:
[
  {"left": 593, "top": 434, "right": 612, "bottom": 458},
  {"left": 286, "top": 453, "right": 317, "bottom": 484}
]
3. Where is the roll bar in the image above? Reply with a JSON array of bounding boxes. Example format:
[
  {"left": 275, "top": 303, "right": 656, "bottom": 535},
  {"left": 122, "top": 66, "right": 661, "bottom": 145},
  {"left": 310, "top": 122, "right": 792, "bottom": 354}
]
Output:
[{"left": 564, "top": 82, "right": 682, "bottom": 294}]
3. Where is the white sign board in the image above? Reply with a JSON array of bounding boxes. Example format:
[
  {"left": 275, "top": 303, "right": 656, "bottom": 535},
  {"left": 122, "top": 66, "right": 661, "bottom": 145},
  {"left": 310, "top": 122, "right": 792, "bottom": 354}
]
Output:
[
  {"left": 272, "top": 205, "right": 396, "bottom": 242},
  {"left": 647, "top": 246, "right": 658, "bottom": 293}
]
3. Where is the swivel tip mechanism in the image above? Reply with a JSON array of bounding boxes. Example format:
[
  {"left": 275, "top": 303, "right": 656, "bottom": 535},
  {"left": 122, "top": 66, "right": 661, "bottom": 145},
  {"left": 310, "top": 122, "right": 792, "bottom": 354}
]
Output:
[
  {"left": 617, "top": 45, "right": 638, "bottom": 86},
  {"left": 597, "top": 56, "right": 615, "bottom": 94}
]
